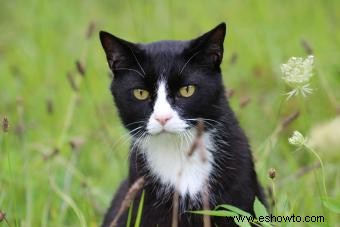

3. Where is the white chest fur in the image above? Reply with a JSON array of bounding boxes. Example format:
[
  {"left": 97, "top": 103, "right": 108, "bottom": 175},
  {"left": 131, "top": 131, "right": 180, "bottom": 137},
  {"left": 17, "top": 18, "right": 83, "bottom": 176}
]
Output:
[{"left": 141, "top": 130, "right": 214, "bottom": 198}]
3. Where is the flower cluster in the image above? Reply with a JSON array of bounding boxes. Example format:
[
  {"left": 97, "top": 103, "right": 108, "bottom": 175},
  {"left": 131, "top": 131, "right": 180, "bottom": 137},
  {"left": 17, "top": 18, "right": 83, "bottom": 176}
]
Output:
[
  {"left": 288, "top": 130, "right": 307, "bottom": 148},
  {"left": 281, "top": 55, "right": 314, "bottom": 99}
]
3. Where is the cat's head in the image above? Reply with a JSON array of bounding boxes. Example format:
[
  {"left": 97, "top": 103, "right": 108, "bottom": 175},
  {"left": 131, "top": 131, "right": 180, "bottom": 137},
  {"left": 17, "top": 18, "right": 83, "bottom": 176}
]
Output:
[{"left": 99, "top": 23, "right": 227, "bottom": 137}]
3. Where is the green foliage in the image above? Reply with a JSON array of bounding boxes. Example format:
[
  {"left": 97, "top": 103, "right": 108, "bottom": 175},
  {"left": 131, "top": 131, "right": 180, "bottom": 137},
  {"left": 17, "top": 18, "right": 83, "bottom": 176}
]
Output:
[
  {"left": 126, "top": 201, "right": 134, "bottom": 227},
  {"left": 134, "top": 190, "right": 145, "bottom": 227},
  {"left": 323, "top": 197, "right": 340, "bottom": 214},
  {"left": 215, "top": 204, "right": 252, "bottom": 217},
  {"left": 253, "top": 197, "right": 269, "bottom": 219},
  {"left": 191, "top": 198, "right": 271, "bottom": 227},
  {"left": 0, "top": 0, "right": 339, "bottom": 226},
  {"left": 190, "top": 210, "right": 238, "bottom": 217},
  {"left": 253, "top": 198, "right": 271, "bottom": 227}
]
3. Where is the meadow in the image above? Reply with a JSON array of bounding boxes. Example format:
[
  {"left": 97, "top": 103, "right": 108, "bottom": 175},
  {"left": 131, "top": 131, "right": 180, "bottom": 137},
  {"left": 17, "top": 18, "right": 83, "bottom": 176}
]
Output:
[{"left": 0, "top": 0, "right": 339, "bottom": 226}]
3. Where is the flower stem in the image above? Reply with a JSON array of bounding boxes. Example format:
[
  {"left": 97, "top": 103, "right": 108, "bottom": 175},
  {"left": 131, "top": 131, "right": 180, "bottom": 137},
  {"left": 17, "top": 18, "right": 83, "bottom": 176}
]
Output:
[{"left": 304, "top": 145, "right": 328, "bottom": 197}]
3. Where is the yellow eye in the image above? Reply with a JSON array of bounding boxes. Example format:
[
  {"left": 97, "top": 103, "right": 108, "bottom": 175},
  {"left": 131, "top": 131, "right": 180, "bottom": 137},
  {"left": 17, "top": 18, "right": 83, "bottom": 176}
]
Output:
[
  {"left": 179, "top": 85, "right": 196, "bottom": 97},
  {"left": 133, "top": 89, "right": 150, "bottom": 100}
]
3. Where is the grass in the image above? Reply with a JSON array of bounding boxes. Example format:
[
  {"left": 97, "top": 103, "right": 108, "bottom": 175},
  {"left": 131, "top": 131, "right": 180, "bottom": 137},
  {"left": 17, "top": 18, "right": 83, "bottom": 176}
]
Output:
[{"left": 0, "top": 0, "right": 340, "bottom": 226}]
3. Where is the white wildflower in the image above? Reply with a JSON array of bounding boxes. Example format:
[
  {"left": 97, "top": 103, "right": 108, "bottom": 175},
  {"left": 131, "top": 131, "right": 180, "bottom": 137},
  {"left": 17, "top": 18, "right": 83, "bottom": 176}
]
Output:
[
  {"left": 288, "top": 130, "right": 307, "bottom": 147},
  {"left": 281, "top": 55, "right": 314, "bottom": 99}
]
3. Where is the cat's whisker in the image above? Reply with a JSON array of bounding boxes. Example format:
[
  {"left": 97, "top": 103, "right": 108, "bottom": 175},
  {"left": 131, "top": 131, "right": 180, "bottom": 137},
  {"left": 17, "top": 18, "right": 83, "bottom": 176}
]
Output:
[
  {"left": 185, "top": 118, "right": 222, "bottom": 129},
  {"left": 125, "top": 120, "right": 147, "bottom": 127},
  {"left": 115, "top": 67, "right": 145, "bottom": 78},
  {"left": 127, "top": 46, "right": 146, "bottom": 76},
  {"left": 179, "top": 51, "right": 201, "bottom": 75},
  {"left": 186, "top": 118, "right": 221, "bottom": 126},
  {"left": 118, "top": 126, "right": 144, "bottom": 146},
  {"left": 131, "top": 130, "right": 149, "bottom": 152},
  {"left": 182, "top": 130, "right": 192, "bottom": 154},
  {"left": 179, "top": 132, "right": 186, "bottom": 153},
  {"left": 109, "top": 126, "right": 143, "bottom": 151}
]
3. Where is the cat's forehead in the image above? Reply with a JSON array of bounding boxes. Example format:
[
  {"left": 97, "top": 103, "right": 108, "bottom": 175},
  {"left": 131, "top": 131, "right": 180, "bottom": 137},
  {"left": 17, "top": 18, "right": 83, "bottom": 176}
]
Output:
[
  {"left": 138, "top": 40, "right": 189, "bottom": 81},
  {"left": 140, "top": 40, "right": 188, "bottom": 55}
]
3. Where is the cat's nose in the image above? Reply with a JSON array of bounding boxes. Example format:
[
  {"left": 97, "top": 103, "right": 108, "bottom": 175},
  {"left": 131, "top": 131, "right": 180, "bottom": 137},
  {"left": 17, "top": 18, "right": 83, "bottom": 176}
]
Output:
[{"left": 154, "top": 114, "right": 172, "bottom": 126}]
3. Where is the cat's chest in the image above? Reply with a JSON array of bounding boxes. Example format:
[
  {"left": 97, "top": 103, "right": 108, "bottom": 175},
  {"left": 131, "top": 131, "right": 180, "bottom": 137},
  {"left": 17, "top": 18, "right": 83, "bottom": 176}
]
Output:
[{"left": 141, "top": 131, "right": 214, "bottom": 199}]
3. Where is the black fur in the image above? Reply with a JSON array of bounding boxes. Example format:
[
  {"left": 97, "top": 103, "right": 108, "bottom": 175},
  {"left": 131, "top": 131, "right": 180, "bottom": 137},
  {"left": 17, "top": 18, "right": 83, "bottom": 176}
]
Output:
[{"left": 99, "top": 23, "right": 265, "bottom": 227}]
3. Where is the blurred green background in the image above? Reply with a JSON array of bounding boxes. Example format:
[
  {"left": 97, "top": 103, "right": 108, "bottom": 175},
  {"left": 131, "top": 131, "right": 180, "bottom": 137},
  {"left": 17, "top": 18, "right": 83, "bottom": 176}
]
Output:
[{"left": 0, "top": 0, "right": 339, "bottom": 226}]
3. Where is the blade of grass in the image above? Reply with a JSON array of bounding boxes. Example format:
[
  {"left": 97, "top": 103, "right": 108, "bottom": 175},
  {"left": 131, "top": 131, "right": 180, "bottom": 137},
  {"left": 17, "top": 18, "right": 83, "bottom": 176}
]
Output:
[
  {"left": 50, "top": 178, "right": 87, "bottom": 227},
  {"left": 126, "top": 200, "right": 134, "bottom": 227},
  {"left": 134, "top": 190, "right": 145, "bottom": 227}
]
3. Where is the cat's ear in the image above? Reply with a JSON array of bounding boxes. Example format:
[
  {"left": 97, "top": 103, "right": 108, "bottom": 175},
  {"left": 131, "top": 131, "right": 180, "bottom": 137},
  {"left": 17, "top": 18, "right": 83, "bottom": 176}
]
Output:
[
  {"left": 99, "top": 31, "right": 138, "bottom": 70},
  {"left": 187, "top": 23, "right": 227, "bottom": 67}
]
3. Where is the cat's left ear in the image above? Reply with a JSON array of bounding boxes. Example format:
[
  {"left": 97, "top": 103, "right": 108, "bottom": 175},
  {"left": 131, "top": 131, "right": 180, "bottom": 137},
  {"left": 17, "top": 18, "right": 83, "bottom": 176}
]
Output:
[
  {"left": 99, "top": 31, "right": 139, "bottom": 70},
  {"left": 187, "top": 23, "right": 227, "bottom": 67}
]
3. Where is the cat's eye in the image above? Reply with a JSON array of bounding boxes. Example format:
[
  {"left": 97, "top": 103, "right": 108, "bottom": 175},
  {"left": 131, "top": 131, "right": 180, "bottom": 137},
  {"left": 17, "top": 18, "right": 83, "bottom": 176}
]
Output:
[
  {"left": 133, "top": 89, "right": 150, "bottom": 100},
  {"left": 179, "top": 85, "right": 196, "bottom": 98}
]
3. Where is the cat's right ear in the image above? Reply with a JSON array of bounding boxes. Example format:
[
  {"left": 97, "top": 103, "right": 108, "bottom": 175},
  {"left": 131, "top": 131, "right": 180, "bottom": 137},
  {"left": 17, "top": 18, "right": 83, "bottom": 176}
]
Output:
[
  {"left": 99, "top": 31, "right": 136, "bottom": 70},
  {"left": 186, "top": 23, "right": 227, "bottom": 68}
]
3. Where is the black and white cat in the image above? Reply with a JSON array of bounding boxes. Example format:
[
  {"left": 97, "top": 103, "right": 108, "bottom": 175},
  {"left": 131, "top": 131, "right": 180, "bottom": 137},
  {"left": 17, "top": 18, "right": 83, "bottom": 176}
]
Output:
[{"left": 99, "top": 23, "right": 265, "bottom": 227}]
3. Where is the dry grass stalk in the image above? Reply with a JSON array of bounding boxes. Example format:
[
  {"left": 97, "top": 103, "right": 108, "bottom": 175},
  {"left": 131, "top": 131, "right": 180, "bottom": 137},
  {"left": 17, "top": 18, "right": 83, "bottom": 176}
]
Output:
[
  {"left": 239, "top": 96, "right": 251, "bottom": 108},
  {"left": 2, "top": 116, "right": 9, "bottom": 133},
  {"left": 76, "top": 60, "right": 86, "bottom": 76},
  {"left": 202, "top": 184, "right": 211, "bottom": 227},
  {"left": 43, "top": 148, "right": 60, "bottom": 160},
  {"left": 86, "top": 21, "right": 96, "bottom": 39},
  {"left": 69, "top": 137, "right": 85, "bottom": 151},
  {"left": 301, "top": 39, "right": 313, "bottom": 55},
  {"left": 0, "top": 211, "right": 5, "bottom": 221},
  {"left": 0, "top": 210, "right": 11, "bottom": 226},
  {"left": 229, "top": 52, "right": 238, "bottom": 65},
  {"left": 15, "top": 97, "right": 25, "bottom": 138},
  {"left": 172, "top": 119, "right": 211, "bottom": 227},
  {"left": 110, "top": 176, "right": 145, "bottom": 227},
  {"left": 46, "top": 98, "right": 54, "bottom": 115},
  {"left": 67, "top": 72, "right": 79, "bottom": 91},
  {"left": 171, "top": 172, "right": 181, "bottom": 227},
  {"left": 281, "top": 111, "right": 300, "bottom": 128},
  {"left": 225, "top": 88, "right": 235, "bottom": 99},
  {"left": 193, "top": 119, "right": 211, "bottom": 227},
  {"left": 187, "top": 120, "right": 205, "bottom": 157}
]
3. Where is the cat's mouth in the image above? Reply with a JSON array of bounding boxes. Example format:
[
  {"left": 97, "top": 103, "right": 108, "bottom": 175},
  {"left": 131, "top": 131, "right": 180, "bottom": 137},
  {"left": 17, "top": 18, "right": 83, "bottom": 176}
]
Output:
[
  {"left": 148, "top": 127, "right": 187, "bottom": 136},
  {"left": 146, "top": 117, "right": 190, "bottom": 135}
]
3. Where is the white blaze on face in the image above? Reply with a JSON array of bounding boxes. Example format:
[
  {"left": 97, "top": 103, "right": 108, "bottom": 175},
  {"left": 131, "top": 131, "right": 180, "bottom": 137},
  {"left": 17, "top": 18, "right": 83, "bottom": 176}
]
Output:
[
  {"left": 143, "top": 82, "right": 214, "bottom": 199},
  {"left": 147, "top": 82, "right": 188, "bottom": 134}
]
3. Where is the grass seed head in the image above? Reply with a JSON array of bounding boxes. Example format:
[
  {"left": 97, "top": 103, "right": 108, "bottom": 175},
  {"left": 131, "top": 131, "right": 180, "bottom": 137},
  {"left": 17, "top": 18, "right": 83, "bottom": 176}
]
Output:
[
  {"left": 0, "top": 211, "right": 6, "bottom": 221},
  {"left": 2, "top": 116, "right": 9, "bottom": 132},
  {"left": 67, "top": 72, "right": 78, "bottom": 91},
  {"left": 268, "top": 168, "right": 276, "bottom": 179},
  {"left": 76, "top": 60, "right": 86, "bottom": 76},
  {"left": 86, "top": 21, "right": 96, "bottom": 39},
  {"left": 46, "top": 98, "right": 54, "bottom": 115},
  {"left": 301, "top": 39, "right": 313, "bottom": 55}
]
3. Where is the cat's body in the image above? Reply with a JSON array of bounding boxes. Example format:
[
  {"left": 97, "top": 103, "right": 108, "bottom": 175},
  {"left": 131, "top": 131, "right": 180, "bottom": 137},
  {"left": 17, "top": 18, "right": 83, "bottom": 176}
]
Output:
[{"left": 99, "top": 23, "right": 265, "bottom": 227}]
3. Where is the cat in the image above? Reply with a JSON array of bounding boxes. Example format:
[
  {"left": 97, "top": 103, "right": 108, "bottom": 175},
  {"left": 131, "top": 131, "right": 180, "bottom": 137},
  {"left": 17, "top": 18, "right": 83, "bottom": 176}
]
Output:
[{"left": 99, "top": 23, "right": 265, "bottom": 227}]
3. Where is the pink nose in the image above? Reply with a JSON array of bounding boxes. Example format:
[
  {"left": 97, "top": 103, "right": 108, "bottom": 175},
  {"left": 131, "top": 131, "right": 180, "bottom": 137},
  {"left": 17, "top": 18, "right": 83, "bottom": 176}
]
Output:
[{"left": 154, "top": 114, "right": 172, "bottom": 126}]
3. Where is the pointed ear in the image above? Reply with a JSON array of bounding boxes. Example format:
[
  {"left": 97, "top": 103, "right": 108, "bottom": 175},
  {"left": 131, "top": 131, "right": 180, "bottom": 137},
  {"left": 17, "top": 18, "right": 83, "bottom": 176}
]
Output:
[
  {"left": 187, "top": 23, "right": 227, "bottom": 67},
  {"left": 99, "top": 31, "right": 138, "bottom": 70}
]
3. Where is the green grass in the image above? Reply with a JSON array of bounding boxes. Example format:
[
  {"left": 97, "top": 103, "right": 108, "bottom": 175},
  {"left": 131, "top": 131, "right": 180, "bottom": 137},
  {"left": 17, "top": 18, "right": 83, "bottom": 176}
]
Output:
[{"left": 0, "top": 0, "right": 339, "bottom": 226}]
